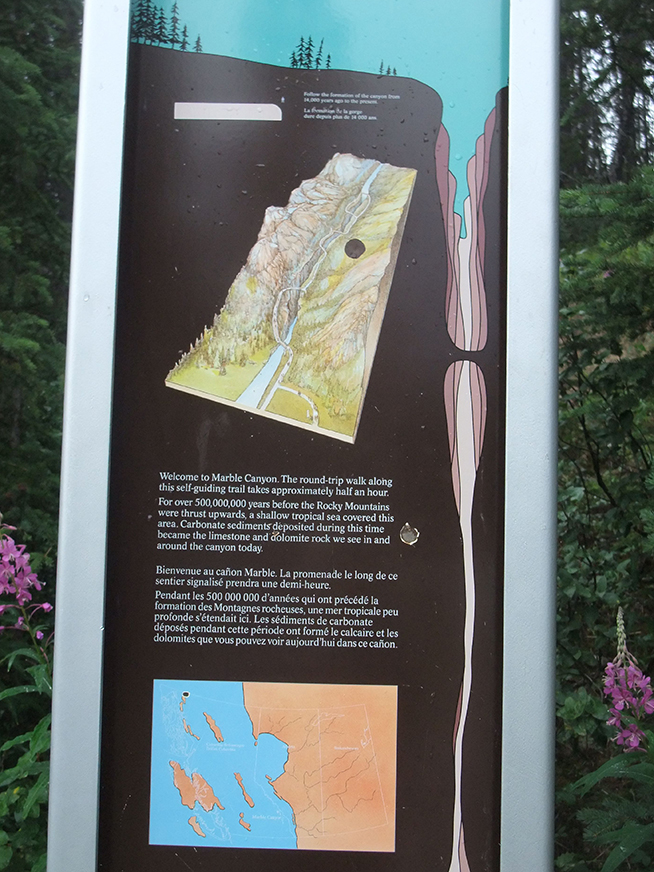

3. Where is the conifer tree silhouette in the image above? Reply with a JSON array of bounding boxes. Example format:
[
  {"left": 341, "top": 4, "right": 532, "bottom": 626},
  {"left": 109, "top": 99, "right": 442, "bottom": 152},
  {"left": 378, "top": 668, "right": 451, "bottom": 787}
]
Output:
[
  {"left": 155, "top": 7, "right": 168, "bottom": 45},
  {"left": 315, "top": 38, "right": 324, "bottom": 69},
  {"left": 133, "top": 0, "right": 150, "bottom": 41},
  {"left": 290, "top": 35, "right": 331, "bottom": 70},
  {"left": 169, "top": 1, "right": 181, "bottom": 48},
  {"left": 145, "top": 1, "right": 157, "bottom": 43},
  {"left": 296, "top": 36, "right": 306, "bottom": 68},
  {"left": 130, "top": 8, "right": 140, "bottom": 40},
  {"left": 130, "top": 0, "right": 201, "bottom": 51},
  {"left": 379, "top": 60, "right": 384, "bottom": 74}
]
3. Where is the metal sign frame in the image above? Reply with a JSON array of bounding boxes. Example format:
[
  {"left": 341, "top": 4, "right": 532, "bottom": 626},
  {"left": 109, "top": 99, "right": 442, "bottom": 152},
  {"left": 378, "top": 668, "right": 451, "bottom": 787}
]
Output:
[{"left": 47, "top": 0, "right": 557, "bottom": 868}]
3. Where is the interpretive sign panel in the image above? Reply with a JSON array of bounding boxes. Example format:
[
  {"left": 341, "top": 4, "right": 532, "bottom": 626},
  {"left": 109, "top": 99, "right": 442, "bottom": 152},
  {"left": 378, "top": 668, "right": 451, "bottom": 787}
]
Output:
[
  {"left": 49, "top": 0, "right": 559, "bottom": 870},
  {"left": 98, "top": 5, "right": 507, "bottom": 866}
]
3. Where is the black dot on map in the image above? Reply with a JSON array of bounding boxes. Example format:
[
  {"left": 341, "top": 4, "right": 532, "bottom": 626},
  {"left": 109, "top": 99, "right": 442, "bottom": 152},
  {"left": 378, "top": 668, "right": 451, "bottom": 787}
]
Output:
[{"left": 345, "top": 238, "right": 366, "bottom": 259}]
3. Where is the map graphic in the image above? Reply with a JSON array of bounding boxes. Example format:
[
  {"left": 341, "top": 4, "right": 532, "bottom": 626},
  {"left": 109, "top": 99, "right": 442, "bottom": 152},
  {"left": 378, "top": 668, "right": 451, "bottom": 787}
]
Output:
[
  {"left": 166, "top": 154, "right": 416, "bottom": 443},
  {"left": 150, "top": 680, "right": 397, "bottom": 852}
]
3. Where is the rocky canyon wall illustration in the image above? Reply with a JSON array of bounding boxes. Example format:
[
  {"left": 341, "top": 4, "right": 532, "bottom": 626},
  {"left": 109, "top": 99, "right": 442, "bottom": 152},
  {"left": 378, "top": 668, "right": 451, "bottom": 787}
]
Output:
[
  {"left": 437, "top": 106, "right": 499, "bottom": 353},
  {"left": 167, "top": 153, "right": 416, "bottom": 443},
  {"left": 439, "top": 95, "right": 504, "bottom": 872}
]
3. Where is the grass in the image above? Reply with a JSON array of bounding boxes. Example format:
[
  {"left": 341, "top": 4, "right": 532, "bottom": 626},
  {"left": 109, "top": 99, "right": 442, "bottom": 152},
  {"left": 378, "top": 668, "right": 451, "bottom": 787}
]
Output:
[{"left": 168, "top": 346, "right": 273, "bottom": 401}]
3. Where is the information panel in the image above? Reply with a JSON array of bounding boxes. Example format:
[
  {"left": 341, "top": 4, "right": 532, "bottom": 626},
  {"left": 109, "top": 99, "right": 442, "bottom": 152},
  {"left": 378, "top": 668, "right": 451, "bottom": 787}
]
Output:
[{"left": 96, "top": 2, "right": 509, "bottom": 869}]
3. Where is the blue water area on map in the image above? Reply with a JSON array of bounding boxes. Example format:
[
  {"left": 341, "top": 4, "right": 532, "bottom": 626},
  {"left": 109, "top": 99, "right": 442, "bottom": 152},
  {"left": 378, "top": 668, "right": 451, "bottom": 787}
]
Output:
[{"left": 149, "top": 680, "right": 297, "bottom": 850}]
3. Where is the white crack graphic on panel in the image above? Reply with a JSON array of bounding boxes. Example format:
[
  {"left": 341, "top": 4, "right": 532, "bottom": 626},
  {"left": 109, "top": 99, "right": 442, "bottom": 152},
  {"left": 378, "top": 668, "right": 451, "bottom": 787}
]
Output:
[{"left": 444, "top": 360, "right": 487, "bottom": 872}]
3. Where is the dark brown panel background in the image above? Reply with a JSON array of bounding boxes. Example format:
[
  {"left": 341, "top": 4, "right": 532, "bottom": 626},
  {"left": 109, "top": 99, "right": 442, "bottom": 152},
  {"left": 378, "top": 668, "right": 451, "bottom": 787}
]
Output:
[{"left": 98, "top": 45, "right": 506, "bottom": 872}]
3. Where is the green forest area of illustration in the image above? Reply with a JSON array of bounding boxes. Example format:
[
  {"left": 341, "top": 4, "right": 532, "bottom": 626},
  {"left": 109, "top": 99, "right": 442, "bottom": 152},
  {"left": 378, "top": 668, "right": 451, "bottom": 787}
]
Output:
[{"left": 2, "top": 2, "right": 654, "bottom": 869}]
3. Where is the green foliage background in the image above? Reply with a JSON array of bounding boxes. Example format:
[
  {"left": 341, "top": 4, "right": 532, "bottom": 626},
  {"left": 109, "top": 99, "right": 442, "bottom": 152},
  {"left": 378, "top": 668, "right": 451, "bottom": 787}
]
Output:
[
  {"left": 0, "top": 2, "right": 81, "bottom": 869},
  {"left": 2, "top": 0, "right": 654, "bottom": 869},
  {"left": 0, "top": 0, "right": 80, "bottom": 571},
  {"left": 558, "top": 2, "right": 654, "bottom": 869}
]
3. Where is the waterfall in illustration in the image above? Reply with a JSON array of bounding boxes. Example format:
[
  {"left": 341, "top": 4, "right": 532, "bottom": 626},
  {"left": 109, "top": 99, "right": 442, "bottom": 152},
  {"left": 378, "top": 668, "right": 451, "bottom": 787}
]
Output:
[{"left": 444, "top": 360, "right": 487, "bottom": 872}]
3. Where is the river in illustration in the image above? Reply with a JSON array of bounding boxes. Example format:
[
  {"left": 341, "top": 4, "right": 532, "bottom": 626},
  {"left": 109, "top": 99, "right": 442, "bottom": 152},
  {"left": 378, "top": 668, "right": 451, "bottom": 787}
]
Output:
[
  {"left": 236, "top": 165, "right": 382, "bottom": 413},
  {"left": 236, "top": 317, "right": 298, "bottom": 409}
]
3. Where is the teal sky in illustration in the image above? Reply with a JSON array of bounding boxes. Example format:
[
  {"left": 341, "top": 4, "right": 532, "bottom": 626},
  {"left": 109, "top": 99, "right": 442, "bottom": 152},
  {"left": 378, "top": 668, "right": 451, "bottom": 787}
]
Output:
[{"left": 150, "top": 0, "right": 509, "bottom": 218}]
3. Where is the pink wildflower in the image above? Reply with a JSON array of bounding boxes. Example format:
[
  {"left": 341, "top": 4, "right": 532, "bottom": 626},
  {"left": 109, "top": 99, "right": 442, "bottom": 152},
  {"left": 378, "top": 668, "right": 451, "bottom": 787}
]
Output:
[
  {"left": 0, "top": 534, "right": 41, "bottom": 605},
  {"left": 604, "top": 607, "right": 654, "bottom": 751},
  {"left": 0, "top": 519, "right": 51, "bottom": 643},
  {"left": 616, "top": 723, "right": 645, "bottom": 749}
]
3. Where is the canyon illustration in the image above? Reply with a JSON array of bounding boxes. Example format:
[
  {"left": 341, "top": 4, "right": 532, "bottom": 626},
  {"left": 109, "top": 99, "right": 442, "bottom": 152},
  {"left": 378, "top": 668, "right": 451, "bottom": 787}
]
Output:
[{"left": 166, "top": 153, "right": 416, "bottom": 442}]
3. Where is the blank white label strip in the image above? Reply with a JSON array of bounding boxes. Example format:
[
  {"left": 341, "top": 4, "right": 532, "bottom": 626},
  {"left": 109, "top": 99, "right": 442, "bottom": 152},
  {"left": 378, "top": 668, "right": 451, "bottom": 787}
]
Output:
[{"left": 174, "top": 102, "right": 282, "bottom": 121}]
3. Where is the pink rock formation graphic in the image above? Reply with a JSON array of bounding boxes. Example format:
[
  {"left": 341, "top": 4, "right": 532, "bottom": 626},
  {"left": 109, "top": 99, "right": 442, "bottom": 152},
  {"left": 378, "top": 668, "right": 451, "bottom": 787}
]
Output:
[{"left": 437, "top": 108, "right": 497, "bottom": 352}]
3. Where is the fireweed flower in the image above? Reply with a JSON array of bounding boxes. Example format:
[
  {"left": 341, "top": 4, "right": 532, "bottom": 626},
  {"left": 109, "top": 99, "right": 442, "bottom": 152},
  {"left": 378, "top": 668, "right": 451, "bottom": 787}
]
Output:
[
  {"left": 0, "top": 518, "right": 51, "bottom": 643},
  {"left": 603, "top": 607, "right": 654, "bottom": 751}
]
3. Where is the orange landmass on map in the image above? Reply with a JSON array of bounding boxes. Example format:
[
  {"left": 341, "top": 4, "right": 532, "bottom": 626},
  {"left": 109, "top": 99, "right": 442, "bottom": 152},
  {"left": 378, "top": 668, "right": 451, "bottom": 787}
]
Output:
[
  {"left": 169, "top": 761, "right": 224, "bottom": 811},
  {"left": 203, "top": 711, "right": 224, "bottom": 742},
  {"left": 188, "top": 815, "right": 206, "bottom": 837},
  {"left": 183, "top": 718, "right": 200, "bottom": 741},
  {"left": 243, "top": 682, "right": 397, "bottom": 853},
  {"left": 193, "top": 773, "right": 225, "bottom": 812},
  {"left": 234, "top": 772, "right": 255, "bottom": 807},
  {"left": 239, "top": 812, "right": 251, "bottom": 831}
]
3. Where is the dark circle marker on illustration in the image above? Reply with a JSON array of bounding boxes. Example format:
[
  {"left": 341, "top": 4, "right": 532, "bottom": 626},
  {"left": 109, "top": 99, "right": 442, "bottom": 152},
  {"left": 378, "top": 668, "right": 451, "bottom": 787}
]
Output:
[
  {"left": 182, "top": 692, "right": 190, "bottom": 698},
  {"left": 345, "top": 238, "right": 366, "bottom": 259}
]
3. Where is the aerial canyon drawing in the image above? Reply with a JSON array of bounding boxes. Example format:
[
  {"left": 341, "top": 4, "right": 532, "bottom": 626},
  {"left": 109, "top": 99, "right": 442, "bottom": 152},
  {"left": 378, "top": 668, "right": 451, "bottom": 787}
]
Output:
[{"left": 166, "top": 153, "right": 416, "bottom": 442}]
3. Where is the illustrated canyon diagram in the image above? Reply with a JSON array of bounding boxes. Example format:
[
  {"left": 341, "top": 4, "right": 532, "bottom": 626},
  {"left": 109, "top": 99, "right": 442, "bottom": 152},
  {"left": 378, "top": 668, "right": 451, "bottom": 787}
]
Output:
[{"left": 166, "top": 153, "right": 416, "bottom": 442}]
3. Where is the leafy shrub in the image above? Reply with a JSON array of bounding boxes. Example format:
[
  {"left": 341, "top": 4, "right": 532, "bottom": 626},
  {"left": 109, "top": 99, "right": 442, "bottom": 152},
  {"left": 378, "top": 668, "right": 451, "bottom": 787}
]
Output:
[{"left": 0, "top": 519, "right": 53, "bottom": 872}]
